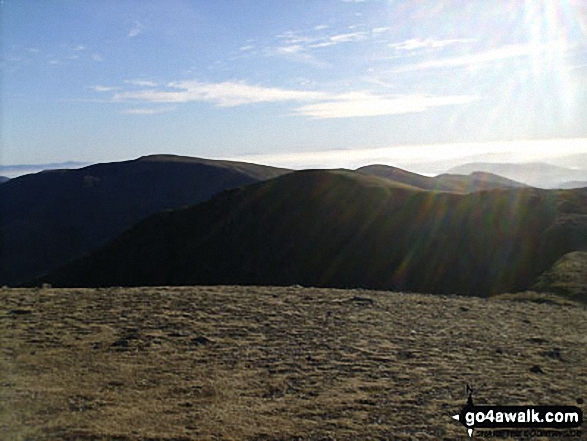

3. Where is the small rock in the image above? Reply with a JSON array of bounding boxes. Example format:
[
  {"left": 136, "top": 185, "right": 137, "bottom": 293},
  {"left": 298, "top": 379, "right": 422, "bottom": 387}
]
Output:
[
  {"left": 495, "top": 347, "right": 504, "bottom": 354},
  {"left": 111, "top": 338, "right": 129, "bottom": 348},
  {"left": 9, "top": 309, "right": 33, "bottom": 315},
  {"left": 543, "top": 347, "right": 563, "bottom": 360},
  {"left": 346, "top": 296, "right": 374, "bottom": 305},
  {"left": 397, "top": 350, "right": 414, "bottom": 360},
  {"left": 528, "top": 337, "right": 547, "bottom": 344},
  {"left": 190, "top": 336, "right": 211, "bottom": 346},
  {"left": 529, "top": 365, "right": 544, "bottom": 374}
]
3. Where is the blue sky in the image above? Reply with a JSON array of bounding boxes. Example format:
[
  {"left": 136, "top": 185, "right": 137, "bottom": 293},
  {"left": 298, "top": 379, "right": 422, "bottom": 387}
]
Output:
[{"left": 2, "top": 0, "right": 587, "bottom": 172}]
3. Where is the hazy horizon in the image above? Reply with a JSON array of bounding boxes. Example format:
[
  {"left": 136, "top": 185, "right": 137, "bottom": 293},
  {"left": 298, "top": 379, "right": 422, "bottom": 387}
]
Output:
[{"left": 2, "top": 137, "right": 587, "bottom": 181}]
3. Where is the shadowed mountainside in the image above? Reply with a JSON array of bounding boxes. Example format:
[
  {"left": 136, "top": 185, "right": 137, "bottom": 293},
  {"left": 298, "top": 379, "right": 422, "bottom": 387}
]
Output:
[
  {"left": 41, "top": 170, "right": 587, "bottom": 296},
  {"left": 0, "top": 155, "right": 289, "bottom": 286},
  {"left": 0, "top": 176, "right": 10, "bottom": 184},
  {"left": 357, "top": 164, "right": 528, "bottom": 193}
]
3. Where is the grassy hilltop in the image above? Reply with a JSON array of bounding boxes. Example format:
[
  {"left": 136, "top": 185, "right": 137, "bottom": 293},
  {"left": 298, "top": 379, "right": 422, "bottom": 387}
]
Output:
[{"left": 2, "top": 286, "right": 586, "bottom": 440}]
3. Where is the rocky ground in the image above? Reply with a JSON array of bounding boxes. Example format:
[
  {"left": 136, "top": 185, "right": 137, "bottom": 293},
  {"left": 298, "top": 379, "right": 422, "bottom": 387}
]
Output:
[{"left": 1, "top": 286, "right": 586, "bottom": 440}]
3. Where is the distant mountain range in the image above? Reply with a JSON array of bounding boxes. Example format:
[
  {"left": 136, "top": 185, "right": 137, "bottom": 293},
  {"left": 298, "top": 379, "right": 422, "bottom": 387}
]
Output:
[
  {"left": 39, "top": 169, "right": 587, "bottom": 296},
  {"left": 0, "top": 161, "right": 91, "bottom": 178},
  {"left": 448, "top": 162, "right": 587, "bottom": 189},
  {"left": 0, "top": 176, "right": 10, "bottom": 184},
  {"left": 0, "top": 155, "right": 288, "bottom": 286}
]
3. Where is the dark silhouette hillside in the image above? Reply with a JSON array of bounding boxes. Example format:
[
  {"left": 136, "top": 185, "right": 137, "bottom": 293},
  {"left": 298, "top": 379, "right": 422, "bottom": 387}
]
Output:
[
  {"left": 40, "top": 170, "right": 587, "bottom": 296},
  {"left": 0, "top": 176, "right": 10, "bottom": 184},
  {"left": 0, "top": 155, "right": 289, "bottom": 285}
]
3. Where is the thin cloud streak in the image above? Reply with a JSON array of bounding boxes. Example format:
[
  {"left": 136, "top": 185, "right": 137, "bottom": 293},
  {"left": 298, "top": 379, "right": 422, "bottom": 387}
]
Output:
[
  {"left": 294, "top": 93, "right": 480, "bottom": 119},
  {"left": 389, "top": 38, "right": 476, "bottom": 51},
  {"left": 124, "top": 79, "right": 158, "bottom": 87},
  {"left": 111, "top": 80, "right": 479, "bottom": 119},
  {"left": 121, "top": 107, "right": 175, "bottom": 115},
  {"left": 113, "top": 81, "right": 329, "bottom": 106}
]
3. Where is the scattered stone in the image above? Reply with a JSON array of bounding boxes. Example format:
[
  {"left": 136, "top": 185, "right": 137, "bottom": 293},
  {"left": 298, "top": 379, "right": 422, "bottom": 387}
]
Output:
[
  {"left": 459, "top": 306, "right": 469, "bottom": 312},
  {"left": 543, "top": 347, "right": 563, "bottom": 361},
  {"left": 346, "top": 296, "right": 375, "bottom": 305},
  {"left": 397, "top": 350, "right": 414, "bottom": 360},
  {"left": 168, "top": 331, "right": 189, "bottom": 338},
  {"left": 528, "top": 337, "right": 548, "bottom": 344},
  {"left": 190, "top": 336, "right": 211, "bottom": 346},
  {"left": 111, "top": 338, "right": 129, "bottom": 348},
  {"left": 530, "top": 365, "right": 544, "bottom": 374},
  {"left": 577, "top": 398, "right": 584, "bottom": 405},
  {"left": 495, "top": 347, "right": 504, "bottom": 354},
  {"left": 9, "top": 308, "right": 33, "bottom": 315}
]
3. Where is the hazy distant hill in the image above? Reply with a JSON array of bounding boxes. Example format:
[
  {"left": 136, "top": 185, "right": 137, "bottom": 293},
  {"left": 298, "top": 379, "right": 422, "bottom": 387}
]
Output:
[
  {"left": 0, "top": 155, "right": 289, "bottom": 285},
  {"left": 557, "top": 181, "right": 587, "bottom": 189},
  {"left": 358, "top": 165, "right": 527, "bottom": 192},
  {"left": 0, "top": 176, "right": 10, "bottom": 184},
  {"left": 0, "top": 161, "right": 90, "bottom": 178},
  {"left": 41, "top": 170, "right": 587, "bottom": 296},
  {"left": 448, "top": 162, "right": 587, "bottom": 189}
]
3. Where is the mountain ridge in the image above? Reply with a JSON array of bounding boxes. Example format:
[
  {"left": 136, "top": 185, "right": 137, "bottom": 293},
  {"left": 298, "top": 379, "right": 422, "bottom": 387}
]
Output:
[
  {"left": 39, "top": 169, "right": 587, "bottom": 296},
  {"left": 0, "top": 155, "right": 290, "bottom": 285}
]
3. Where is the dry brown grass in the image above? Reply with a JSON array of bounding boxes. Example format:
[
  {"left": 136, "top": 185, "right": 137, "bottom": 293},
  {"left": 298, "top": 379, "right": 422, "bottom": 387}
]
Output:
[{"left": 1, "top": 286, "right": 586, "bottom": 440}]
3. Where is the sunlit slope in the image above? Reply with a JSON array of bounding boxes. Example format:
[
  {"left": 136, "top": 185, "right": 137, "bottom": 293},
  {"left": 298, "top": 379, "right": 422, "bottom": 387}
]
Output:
[
  {"left": 0, "top": 154, "right": 289, "bottom": 286},
  {"left": 41, "top": 170, "right": 587, "bottom": 296},
  {"left": 534, "top": 252, "right": 587, "bottom": 301},
  {"left": 357, "top": 165, "right": 528, "bottom": 193}
]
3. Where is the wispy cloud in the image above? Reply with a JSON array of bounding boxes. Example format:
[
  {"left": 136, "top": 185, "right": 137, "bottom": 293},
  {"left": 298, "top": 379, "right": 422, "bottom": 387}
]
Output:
[
  {"left": 124, "top": 79, "right": 158, "bottom": 87},
  {"left": 294, "top": 92, "right": 480, "bottom": 119},
  {"left": 389, "top": 38, "right": 475, "bottom": 51},
  {"left": 128, "top": 22, "right": 144, "bottom": 38},
  {"left": 113, "top": 81, "right": 328, "bottom": 106},
  {"left": 93, "top": 54, "right": 104, "bottom": 62},
  {"left": 121, "top": 107, "right": 175, "bottom": 115},
  {"left": 93, "top": 85, "right": 117, "bottom": 92},
  {"left": 110, "top": 80, "right": 479, "bottom": 119},
  {"left": 328, "top": 31, "right": 368, "bottom": 43}
]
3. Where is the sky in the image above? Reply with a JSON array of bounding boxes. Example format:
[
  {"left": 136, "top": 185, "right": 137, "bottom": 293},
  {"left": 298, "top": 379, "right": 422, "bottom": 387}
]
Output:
[{"left": 2, "top": 0, "right": 587, "bottom": 173}]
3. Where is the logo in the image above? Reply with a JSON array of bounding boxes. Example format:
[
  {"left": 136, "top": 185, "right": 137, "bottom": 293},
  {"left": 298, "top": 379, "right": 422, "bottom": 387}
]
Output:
[{"left": 452, "top": 385, "right": 583, "bottom": 438}]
